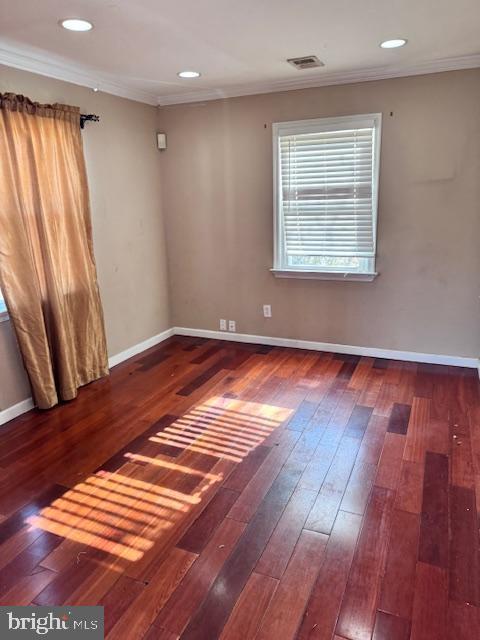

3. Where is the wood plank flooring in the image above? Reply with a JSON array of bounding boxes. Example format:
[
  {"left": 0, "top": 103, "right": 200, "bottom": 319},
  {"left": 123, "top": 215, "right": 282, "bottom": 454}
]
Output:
[{"left": 0, "top": 337, "right": 479, "bottom": 639}]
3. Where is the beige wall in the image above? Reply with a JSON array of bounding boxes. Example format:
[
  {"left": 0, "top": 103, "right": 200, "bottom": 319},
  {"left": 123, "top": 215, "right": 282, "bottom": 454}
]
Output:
[
  {"left": 159, "top": 69, "right": 480, "bottom": 358},
  {"left": 0, "top": 65, "right": 170, "bottom": 411},
  {"left": 1, "top": 67, "right": 479, "bottom": 413}
]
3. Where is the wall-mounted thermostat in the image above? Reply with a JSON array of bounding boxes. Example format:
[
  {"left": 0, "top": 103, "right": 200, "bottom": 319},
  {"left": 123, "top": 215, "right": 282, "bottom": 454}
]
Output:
[{"left": 157, "top": 132, "right": 167, "bottom": 150}]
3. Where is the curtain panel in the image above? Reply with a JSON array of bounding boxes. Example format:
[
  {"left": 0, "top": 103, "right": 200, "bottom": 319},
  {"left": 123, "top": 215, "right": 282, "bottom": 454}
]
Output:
[{"left": 0, "top": 93, "right": 108, "bottom": 409}]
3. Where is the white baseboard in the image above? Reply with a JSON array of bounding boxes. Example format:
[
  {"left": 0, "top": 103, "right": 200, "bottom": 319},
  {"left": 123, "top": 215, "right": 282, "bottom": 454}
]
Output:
[
  {"left": 0, "top": 397, "right": 35, "bottom": 427},
  {"left": 1, "top": 324, "right": 477, "bottom": 427},
  {"left": 173, "top": 326, "right": 479, "bottom": 369},
  {"left": 0, "top": 327, "right": 175, "bottom": 427},
  {"left": 107, "top": 328, "right": 175, "bottom": 368}
]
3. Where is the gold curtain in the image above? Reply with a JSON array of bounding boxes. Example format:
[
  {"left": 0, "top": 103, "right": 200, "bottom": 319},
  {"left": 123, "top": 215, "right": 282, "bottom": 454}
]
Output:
[{"left": 0, "top": 93, "right": 108, "bottom": 409}]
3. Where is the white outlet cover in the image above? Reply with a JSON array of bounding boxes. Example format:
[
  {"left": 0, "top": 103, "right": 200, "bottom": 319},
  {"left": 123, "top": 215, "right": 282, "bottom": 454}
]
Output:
[
  {"left": 263, "top": 304, "right": 272, "bottom": 318},
  {"left": 228, "top": 320, "right": 236, "bottom": 332},
  {"left": 220, "top": 319, "right": 227, "bottom": 330}
]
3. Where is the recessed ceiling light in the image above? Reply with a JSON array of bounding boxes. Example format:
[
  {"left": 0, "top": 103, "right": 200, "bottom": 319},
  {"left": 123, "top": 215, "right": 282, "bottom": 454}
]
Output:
[
  {"left": 60, "top": 18, "right": 94, "bottom": 32},
  {"left": 177, "top": 70, "right": 201, "bottom": 79},
  {"left": 380, "top": 38, "right": 407, "bottom": 49}
]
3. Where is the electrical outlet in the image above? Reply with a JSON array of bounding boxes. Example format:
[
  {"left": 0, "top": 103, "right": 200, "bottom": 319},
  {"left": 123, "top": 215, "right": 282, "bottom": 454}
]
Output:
[
  {"left": 263, "top": 304, "right": 272, "bottom": 318},
  {"left": 219, "top": 319, "right": 227, "bottom": 331},
  {"left": 228, "top": 320, "right": 236, "bottom": 332}
]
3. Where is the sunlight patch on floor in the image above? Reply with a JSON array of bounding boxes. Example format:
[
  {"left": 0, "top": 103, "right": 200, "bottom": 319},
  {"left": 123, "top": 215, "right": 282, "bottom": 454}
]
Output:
[{"left": 26, "top": 396, "right": 291, "bottom": 562}]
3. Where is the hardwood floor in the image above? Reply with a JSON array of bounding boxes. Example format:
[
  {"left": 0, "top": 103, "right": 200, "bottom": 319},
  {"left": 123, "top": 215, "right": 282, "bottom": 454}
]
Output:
[{"left": 0, "top": 336, "right": 479, "bottom": 639}]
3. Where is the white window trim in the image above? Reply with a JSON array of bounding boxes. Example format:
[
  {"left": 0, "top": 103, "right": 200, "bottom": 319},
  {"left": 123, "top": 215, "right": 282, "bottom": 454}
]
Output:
[{"left": 271, "top": 113, "right": 382, "bottom": 282}]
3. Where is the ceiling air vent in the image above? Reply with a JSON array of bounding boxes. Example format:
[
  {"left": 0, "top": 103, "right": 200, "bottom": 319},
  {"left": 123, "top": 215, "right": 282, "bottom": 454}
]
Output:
[{"left": 287, "top": 55, "right": 324, "bottom": 70}]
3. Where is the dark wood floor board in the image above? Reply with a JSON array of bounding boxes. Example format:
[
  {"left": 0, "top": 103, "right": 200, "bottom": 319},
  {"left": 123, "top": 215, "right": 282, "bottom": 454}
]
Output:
[
  {"left": 154, "top": 517, "right": 246, "bottom": 636},
  {"left": 383, "top": 360, "right": 403, "bottom": 386},
  {"left": 255, "top": 486, "right": 317, "bottom": 578},
  {"left": 255, "top": 529, "right": 328, "bottom": 640},
  {"left": 410, "top": 562, "right": 448, "bottom": 640},
  {"left": 297, "top": 510, "right": 362, "bottom": 640},
  {"left": 177, "top": 487, "right": 240, "bottom": 554},
  {"left": 286, "top": 400, "right": 320, "bottom": 432},
  {"left": 268, "top": 378, "right": 310, "bottom": 413},
  {"left": 418, "top": 451, "right": 449, "bottom": 569},
  {"left": 302, "top": 352, "right": 334, "bottom": 385},
  {"left": 189, "top": 343, "right": 224, "bottom": 365},
  {"left": 395, "top": 460, "right": 424, "bottom": 514},
  {"left": 143, "top": 626, "right": 178, "bottom": 640},
  {"left": 355, "top": 414, "right": 389, "bottom": 466},
  {"left": 1, "top": 568, "right": 56, "bottom": 606},
  {"left": 222, "top": 445, "right": 270, "bottom": 493},
  {"left": 426, "top": 417, "right": 450, "bottom": 457},
  {"left": 375, "top": 432, "right": 405, "bottom": 490},
  {"left": 137, "top": 345, "right": 177, "bottom": 372},
  {"left": 357, "top": 368, "right": 384, "bottom": 408},
  {"left": 396, "top": 362, "right": 418, "bottom": 405},
  {"left": 285, "top": 427, "right": 325, "bottom": 466},
  {"left": 334, "top": 353, "right": 361, "bottom": 364},
  {"left": 95, "top": 414, "right": 181, "bottom": 473},
  {"left": 336, "top": 360, "right": 358, "bottom": 384},
  {"left": 277, "top": 350, "right": 319, "bottom": 381},
  {"left": 66, "top": 553, "right": 136, "bottom": 606},
  {"left": 414, "top": 363, "right": 436, "bottom": 399},
  {"left": 347, "top": 357, "right": 374, "bottom": 392},
  {"left": 430, "top": 368, "right": 454, "bottom": 422},
  {"left": 372, "top": 611, "right": 411, "bottom": 640},
  {"left": 0, "top": 521, "right": 46, "bottom": 569},
  {"left": 469, "top": 405, "right": 480, "bottom": 516},
  {"left": 373, "top": 382, "right": 398, "bottom": 418},
  {"left": 378, "top": 508, "right": 420, "bottom": 619},
  {"left": 236, "top": 349, "right": 292, "bottom": 402},
  {"left": 304, "top": 358, "right": 344, "bottom": 404},
  {"left": 344, "top": 405, "right": 373, "bottom": 440},
  {"left": 317, "top": 389, "right": 360, "bottom": 449},
  {"left": 387, "top": 403, "right": 412, "bottom": 435},
  {"left": 125, "top": 458, "right": 236, "bottom": 582},
  {"left": 99, "top": 575, "right": 146, "bottom": 636},
  {"left": 33, "top": 554, "right": 108, "bottom": 606},
  {"left": 176, "top": 356, "right": 241, "bottom": 397},
  {"left": 0, "top": 535, "right": 62, "bottom": 601},
  {"left": 450, "top": 425, "right": 475, "bottom": 489},
  {"left": 340, "top": 461, "right": 376, "bottom": 515},
  {"left": 449, "top": 484, "right": 480, "bottom": 606},
  {"left": 227, "top": 428, "right": 301, "bottom": 523},
  {"left": 403, "top": 397, "right": 431, "bottom": 463},
  {"left": 298, "top": 441, "right": 338, "bottom": 492},
  {"left": 372, "top": 357, "right": 389, "bottom": 370},
  {"left": 446, "top": 600, "right": 480, "bottom": 640},
  {"left": 0, "top": 484, "right": 67, "bottom": 546},
  {"left": 178, "top": 460, "right": 306, "bottom": 640},
  {"left": 335, "top": 486, "right": 395, "bottom": 640},
  {"left": 106, "top": 547, "right": 196, "bottom": 640},
  {"left": 219, "top": 572, "right": 278, "bottom": 640},
  {"left": 305, "top": 435, "right": 362, "bottom": 534},
  {"left": 0, "top": 338, "right": 477, "bottom": 639}
]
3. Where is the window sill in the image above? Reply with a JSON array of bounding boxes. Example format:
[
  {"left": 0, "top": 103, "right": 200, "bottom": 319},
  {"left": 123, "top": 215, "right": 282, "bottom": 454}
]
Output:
[
  {"left": 270, "top": 269, "right": 378, "bottom": 282},
  {"left": 0, "top": 312, "right": 9, "bottom": 323}
]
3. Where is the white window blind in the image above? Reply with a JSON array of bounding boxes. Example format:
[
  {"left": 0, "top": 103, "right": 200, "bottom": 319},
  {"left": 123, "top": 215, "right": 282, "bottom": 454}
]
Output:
[{"left": 272, "top": 113, "right": 381, "bottom": 280}]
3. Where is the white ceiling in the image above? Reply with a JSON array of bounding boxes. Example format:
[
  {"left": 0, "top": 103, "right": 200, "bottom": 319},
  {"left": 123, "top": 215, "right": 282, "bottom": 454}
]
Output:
[{"left": 0, "top": 0, "right": 479, "bottom": 105}]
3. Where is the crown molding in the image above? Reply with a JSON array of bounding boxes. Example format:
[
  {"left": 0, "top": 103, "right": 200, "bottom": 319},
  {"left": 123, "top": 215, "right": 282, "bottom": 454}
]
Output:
[
  {"left": 0, "top": 40, "right": 159, "bottom": 106},
  {"left": 158, "top": 53, "right": 480, "bottom": 106},
  {"left": 0, "top": 39, "right": 479, "bottom": 108}
]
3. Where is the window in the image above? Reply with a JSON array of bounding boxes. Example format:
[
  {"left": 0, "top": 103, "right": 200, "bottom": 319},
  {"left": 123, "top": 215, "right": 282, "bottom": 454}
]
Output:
[
  {"left": 0, "top": 288, "right": 7, "bottom": 321},
  {"left": 272, "top": 113, "right": 382, "bottom": 281}
]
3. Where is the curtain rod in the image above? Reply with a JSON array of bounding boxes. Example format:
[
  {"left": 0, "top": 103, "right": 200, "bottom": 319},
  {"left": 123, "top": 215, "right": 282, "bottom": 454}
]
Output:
[{"left": 80, "top": 113, "right": 100, "bottom": 129}]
